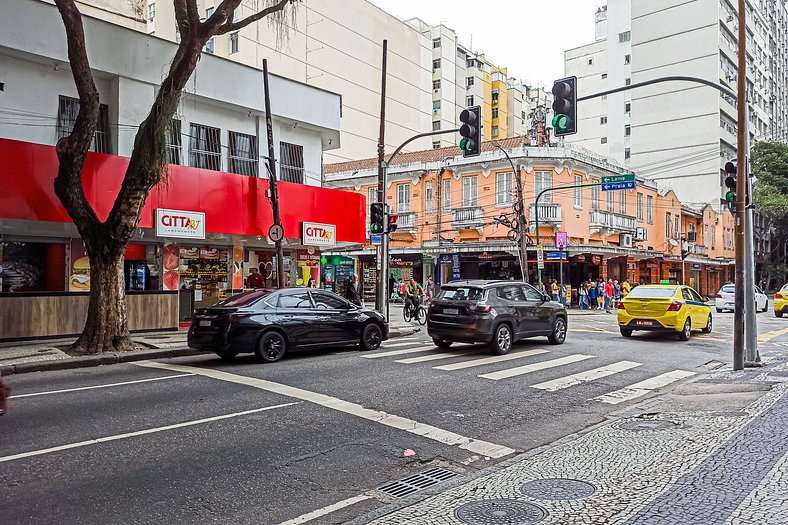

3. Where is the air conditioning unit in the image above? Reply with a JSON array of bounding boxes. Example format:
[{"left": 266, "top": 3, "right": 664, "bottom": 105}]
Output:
[
  {"left": 621, "top": 234, "right": 633, "bottom": 248},
  {"left": 687, "top": 231, "right": 697, "bottom": 242}
]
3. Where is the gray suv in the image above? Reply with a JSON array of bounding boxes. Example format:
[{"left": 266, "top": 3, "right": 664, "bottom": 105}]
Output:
[{"left": 427, "top": 280, "right": 568, "bottom": 354}]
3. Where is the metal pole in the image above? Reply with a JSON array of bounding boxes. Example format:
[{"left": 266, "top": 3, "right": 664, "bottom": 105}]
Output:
[
  {"left": 262, "top": 59, "right": 285, "bottom": 289},
  {"left": 381, "top": 166, "right": 390, "bottom": 321},
  {"left": 733, "top": 0, "right": 746, "bottom": 371},
  {"left": 375, "top": 40, "right": 388, "bottom": 312},
  {"left": 743, "top": 102, "right": 760, "bottom": 364}
]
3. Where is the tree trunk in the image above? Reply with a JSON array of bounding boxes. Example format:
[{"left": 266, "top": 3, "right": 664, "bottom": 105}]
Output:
[{"left": 71, "top": 242, "right": 133, "bottom": 355}]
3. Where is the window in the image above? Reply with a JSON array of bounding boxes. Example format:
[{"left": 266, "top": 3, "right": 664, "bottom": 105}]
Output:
[
  {"left": 624, "top": 54, "right": 631, "bottom": 64},
  {"left": 397, "top": 183, "right": 410, "bottom": 212},
  {"left": 432, "top": 38, "right": 441, "bottom": 48},
  {"left": 607, "top": 190, "right": 614, "bottom": 212},
  {"left": 625, "top": 148, "right": 631, "bottom": 160},
  {"left": 491, "top": 90, "right": 499, "bottom": 104},
  {"left": 432, "top": 121, "right": 440, "bottom": 131},
  {"left": 588, "top": 58, "right": 594, "bottom": 65},
  {"left": 675, "top": 215, "right": 680, "bottom": 239},
  {"left": 625, "top": 77, "right": 631, "bottom": 86},
  {"left": 462, "top": 176, "right": 478, "bottom": 207},
  {"left": 230, "top": 32, "right": 239, "bottom": 54},
  {"left": 277, "top": 292, "right": 311, "bottom": 308},
  {"left": 497, "top": 285, "right": 525, "bottom": 302},
  {"left": 618, "top": 31, "right": 631, "bottom": 43},
  {"left": 204, "top": 37, "right": 214, "bottom": 54},
  {"left": 534, "top": 170, "right": 553, "bottom": 203},
  {"left": 148, "top": 2, "right": 155, "bottom": 21},
  {"left": 205, "top": 6, "right": 214, "bottom": 18},
  {"left": 425, "top": 180, "right": 434, "bottom": 212},
  {"left": 189, "top": 123, "right": 221, "bottom": 170},
  {"left": 625, "top": 125, "right": 631, "bottom": 136},
  {"left": 591, "top": 183, "right": 600, "bottom": 210},
  {"left": 466, "top": 95, "right": 474, "bottom": 106},
  {"left": 496, "top": 172, "right": 513, "bottom": 205},
  {"left": 228, "top": 131, "right": 258, "bottom": 177},
  {"left": 442, "top": 178, "right": 451, "bottom": 211},
  {"left": 466, "top": 76, "right": 474, "bottom": 88},
  {"left": 601, "top": 137, "right": 608, "bottom": 144},
  {"left": 711, "top": 224, "right": 716, "bottom": 249},
  {"left": 433, "top": 80, "right": 441, "bottom": 90},
  {"left": 432, "top": 141, "right": 441, "bottom": 149},
  {"left": 432, "top": 59, "right": 441, "bottom": 71},
  {"left": 433, "top": 100, "right": 441, "bottom": 110},
  {"left": 492, "top": 108, "right": 499, "bottom": 119},
  {"left": 666, "top": 212, "right": 672, "bottom": 238},
  {"left": 647, "top": 195, "right": 654, "bottom": 224},
  {"left": 704, "top": 224, "right": 709, "bottom": 247},
  {"left": 637, "top": 193, "right": 643, "bottom": 221},
  {"left": 600, "top": 116, "right": 608, "bottom": 124},
  {"left": 521, "top": 284, "right": 544, "bottom": 302},
  {"left": 601, "top": 73, "right": 607, "bottom": 79},
  {"left": 166, "top": 119, "right": 182, "bottom": 165},
  {"left": 574, "top": 175, "right": 583, "bottom": 208},
  {"left": 311, "top": 291, "right": 348, "bottom": 309},
  {"left": 280, "top": 142, "right": 304, "bottom": 183},
  {"left": 619, "top": 191, "right": 626, "bottom": 214},
  {"left": 57, "top": 95, "right": 110, "bottom": 154},
  {"left": 625, "top": 102, "right": 631, "bottom": 112},
  {"left": 491, "top": 125, "right": 499, "bottom": 137}
]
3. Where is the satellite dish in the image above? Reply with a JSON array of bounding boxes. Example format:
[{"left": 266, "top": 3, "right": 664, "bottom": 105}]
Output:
[{"left": 669, "top": 239, "right": 679, "bottom": 247}]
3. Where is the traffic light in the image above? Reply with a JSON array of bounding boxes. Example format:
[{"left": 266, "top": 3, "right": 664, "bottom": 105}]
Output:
[
  {"left": 551, "top": 76, "right": 578, "bottom": 137},
  {"left": 681, "top": 247, "right": 689, "bottom": 260},
  {"left": 459, "top": 105, "right": 481, "bottom": 157},
  {"left": 724, "top": 159, "right": 737, "bottom": 213},
  {"left": 370, "top": 202, "right": 384, "bottom": 234},
  {"left": 387, "top": 214, "right": 398, "bottom": 234}
]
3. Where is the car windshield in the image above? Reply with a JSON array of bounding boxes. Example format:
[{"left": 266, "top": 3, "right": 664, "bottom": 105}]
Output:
[
  {"left": 216, "top": 290, "right": 271, "bottom": 307},
  {"left": 626, "top": 287, "right": 676, "bottom": 299},
  {"left": 438, "top": 287, "right": 485, "bottom": 301},
  {"left": 721, "top": 285, "right": 735, "bottom": 293}
]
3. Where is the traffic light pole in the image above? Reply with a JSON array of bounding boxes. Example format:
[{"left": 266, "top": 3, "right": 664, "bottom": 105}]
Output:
[
  {"left": 743, "top": 103, "right": 760, "bottom": 365},
  {"left": 375, "top": 40, "right": 388, "bottom": 312},
  {"left": 733, "top": 0, "right": 746, "bottom": 371}
]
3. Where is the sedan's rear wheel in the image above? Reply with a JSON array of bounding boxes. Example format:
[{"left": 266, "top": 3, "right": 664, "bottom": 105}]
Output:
[
  {"left": 547, "top": 317, "right": 567, "bottom": 345},
  {"left": 716, "top": 307, "right": 723, "bottom": 313},
  {"left": 255, "top": 331, "right": 287, "bottom": 363},
  {"left": 701, "top": 315, "right": 713, "bottom": 334},
  {"left": 678, "top": 319, "right": 692, "bottom": 341},
  {"left": 360, "top": 323, "right": 383, "bottom": 351},
  {"left": 491, "top": 324, "right": 512, "bottom": 355},
  {"left": 433, "top": 338, "right": 453, "bottom": 348},
  {"left": 620, "top": 327, "right": 633, "bottom": 338}
]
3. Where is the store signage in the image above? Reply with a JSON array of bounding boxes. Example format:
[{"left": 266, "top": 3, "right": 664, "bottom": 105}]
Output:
[
  {"left": 691, "top": 263, "right": 702, "bottom": 270},
  {"left": 577, "top": 255, "right": 586, "bottom": 262},
  {"left": 546, "top": 252, "right": 567, "bottom": 261},
  {"left": 592, "top": 255, "right": 602, "bottom": 265},
  {"left": 302, "top": 222, "right": 336, "bottom": 248},
  {"left": 155, "top": 208, "right": 205, "bottom": 239},
  {"left": 452, "top": 254, "right": 461, "bottom": 280},
  {"left": 480, "top": 251, "right": 492, "bottom": 260},
  {"left": 646, "top": 263, "right": 660, "bottom": 269},
  {"left": 296, "top": 249, "right": 321, "bottom": 266}
]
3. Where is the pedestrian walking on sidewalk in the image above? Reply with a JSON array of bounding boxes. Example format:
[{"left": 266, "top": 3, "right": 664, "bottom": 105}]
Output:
[
  {"left": 579, "top": 282, "right": 588, "bottom": 310},
  {"left": 604, "top": 279, "right": 615, "bottom": 313},
  {"left": 597, "top": 280, "right": 605, "bottom": 310},
  {"left": 345, "top": 274, "right": 363, "bottom": 306}
]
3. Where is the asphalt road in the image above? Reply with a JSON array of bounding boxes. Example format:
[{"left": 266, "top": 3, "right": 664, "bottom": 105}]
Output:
[{"left": 2, "top": 308, "right": 788, "bottom": 525}]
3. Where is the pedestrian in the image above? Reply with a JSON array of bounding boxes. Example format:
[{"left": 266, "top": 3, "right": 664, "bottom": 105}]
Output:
[
  {"left": 604, "top": 279, "right": 615, "bottom": 313},
  {"left": 597, "top": 279, "right": 605, "bottom": 310},
  {"left": 425, "top": 275, "right": 435, "bottom": 299},
  {"left": 245, "top": 267, "right": 265, "bottom": 289},
  {"left": 579, "top": 281, "right": 588, "bottom": 310},
  {"left": 345, "top": 274, "right": 363, "bottom": 306},
  {"left": 759, "top": 277, "right": 767, "bottom": 292},
  {"left": 307, "top": 276, "right": 316, "bottom": 288},
  {"left": 551, "top": 279, "right": 559, "bottom": 302},
  {"left": 622, "top": 278, "right": 631, "bottom": 297},
  {"left": 589, "top": 280, "right": 597, "bottom": 309}
]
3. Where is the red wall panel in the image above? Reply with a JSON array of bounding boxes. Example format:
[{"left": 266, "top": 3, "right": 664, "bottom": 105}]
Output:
[{"left": 0, "top": 138, "right": 365, "bottom": 243}]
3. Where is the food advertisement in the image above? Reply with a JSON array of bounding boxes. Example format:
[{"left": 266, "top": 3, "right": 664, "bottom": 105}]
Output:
[
  {"left": 68, "top": 240, "right": 90, "bottom": 292},
  {"left": 162, "top": 243, "right": 180, "bottom": 291}
]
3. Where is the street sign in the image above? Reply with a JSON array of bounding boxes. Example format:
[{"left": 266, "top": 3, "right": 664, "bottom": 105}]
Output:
[
  {"left": 370, "top": 234, "right": 382, "bottom": 245},
  {"left": 546, "top": 252, "right": 568, "bottom": 261},
  {"left": 537, "top": 244, "right": 545, "bottom": 270},
  {"left": 601, "top": 173, "right": 636, "bottom": 192},
  {"left": 268, "top": 223, "right": 284, "bottom": 242},
  {"left": 555, "top": 231, "right": 567, "bottom": 249}
]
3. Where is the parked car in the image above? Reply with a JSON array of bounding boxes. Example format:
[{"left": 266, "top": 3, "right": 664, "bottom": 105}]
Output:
[
  {"left": 188, "top": 288, "right": 388, "bottom": 362},
  {"left": 618, "top": 284, "right": 712, "bottom": 340},
  {"left": 775, "top": 284, "right": 788, "bottom": 318},
  {"left": 715, "top": 283, "right": 768, "bottom": 313},
  {"left": 426, "top": 280, "right": 568, "bottom": 355}
]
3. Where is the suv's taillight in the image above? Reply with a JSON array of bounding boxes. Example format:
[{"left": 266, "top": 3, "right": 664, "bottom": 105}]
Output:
[
  {"left": 667, "top": 301, "right": 683, "bottom": 312},
  {"left": 475, "top": 304, "right": 491, "bottom": 313}
]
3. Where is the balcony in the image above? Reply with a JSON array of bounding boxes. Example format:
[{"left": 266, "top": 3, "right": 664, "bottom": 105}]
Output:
[
  {"left": 529, "top": 203, "right": 562, "bottom": 227},
  {"left": 589, "top": 209, "right": 636, "bottom": 234},
  {"left": 452, "top": 206, "right": 484, "bottom": 230},
  {"left": 394, "top": 211, "right": 417, "bottom": 232}
]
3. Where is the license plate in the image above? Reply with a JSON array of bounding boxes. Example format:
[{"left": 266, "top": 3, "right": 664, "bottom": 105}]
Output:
[
  {"left": 443, "top": 308, "right": 459, "bottom": 315},
  {"left": 199, "top": 320, "right": 212, "bottom": 327},
  {"left": 635, "top": 320, "right": 654, "bottom": 326}
]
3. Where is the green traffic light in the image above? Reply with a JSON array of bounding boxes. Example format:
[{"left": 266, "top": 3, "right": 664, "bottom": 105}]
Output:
[
  {"left": 725, "top": 190, "right": 736, "bottom": 202},
  {"left": 459, "top": 137, "right": 469, "bottom": 151},
  {"left": 370, "top": 223, "right": 382, "bottom": 233},
  {"left": 552, "top": 114, "right": 569, "bottom": 131}
]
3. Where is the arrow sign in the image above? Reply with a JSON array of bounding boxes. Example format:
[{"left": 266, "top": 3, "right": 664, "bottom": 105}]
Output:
[{"left": 601, "top": 180, "right": 636, "bottom": 191}]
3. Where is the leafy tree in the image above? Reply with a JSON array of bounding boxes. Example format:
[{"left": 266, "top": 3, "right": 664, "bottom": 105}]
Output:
[
  {"left": 54, "top": 0, "right": 298, "bottom": 354},
  {"left": 752, "top": 141, "right": 788, "bottom": 287}
]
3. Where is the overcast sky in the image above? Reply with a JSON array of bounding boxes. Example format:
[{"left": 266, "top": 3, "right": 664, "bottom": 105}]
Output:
[{"left": 367, "top": 0, "right": 605, "bottom": 86}]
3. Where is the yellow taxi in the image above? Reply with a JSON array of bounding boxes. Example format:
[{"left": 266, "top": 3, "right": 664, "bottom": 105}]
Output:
[
  {"left": 775, "top": 284, "right": 788, "bottom": 318},
  {"left": 617, "top": 284, "right": 712, "bottom": 340}
]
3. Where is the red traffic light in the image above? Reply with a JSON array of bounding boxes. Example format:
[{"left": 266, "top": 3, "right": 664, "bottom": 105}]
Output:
[{"left": 387, "top": 214, "right": 398, "bottom": 233}]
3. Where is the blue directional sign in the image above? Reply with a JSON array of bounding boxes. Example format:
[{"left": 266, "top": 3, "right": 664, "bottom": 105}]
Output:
[{"left": 370, "top": 234, "right": 383, "bottom": 245}]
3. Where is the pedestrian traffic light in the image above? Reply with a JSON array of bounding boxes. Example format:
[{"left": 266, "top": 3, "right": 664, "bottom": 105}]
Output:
[
  {"left": 370, "top": 202, "right": 384, "bottom": 234},
  {"left": 724, "top": 159, "right": 737, "bottom": 213},
  {"left": 387, "top": 214, "right": 398, "bottom": 234},
  {"left": 681, "top": 248, "right": 689, "bottom": 260},
  {"left": 551, "top": 76, "right": 578, "bottom": 137},
  {"left": 459, "top": 105, "right": 481, "bottom": 157}
]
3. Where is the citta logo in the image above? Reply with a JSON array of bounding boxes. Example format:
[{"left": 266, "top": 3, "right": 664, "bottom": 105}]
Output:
[
  {"left": 302, "top": 222, "right": 336, "bottom": 247},
  {"left": 305, "top": 226, "right": 333, "bottom": 240},
  {"left": 160, "top": 214, "right": 202, "bottom": 231},
  {"left": 155, "top": 209, "right": 206, "bottom": 239}
]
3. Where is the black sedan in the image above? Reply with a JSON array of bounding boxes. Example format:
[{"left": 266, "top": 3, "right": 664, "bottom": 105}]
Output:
[{"left": 188, "top": 288, "right": 388, "bottom": 362}]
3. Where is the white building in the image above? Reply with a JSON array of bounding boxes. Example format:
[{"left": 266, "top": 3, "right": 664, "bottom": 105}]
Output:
[{"left": 565, "top": 0, "right": 782, "bottom": 206}]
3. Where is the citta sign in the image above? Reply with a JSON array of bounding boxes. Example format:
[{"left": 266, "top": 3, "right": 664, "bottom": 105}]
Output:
[
  {"left": 155, "top": 208, "right": 205, "bottom": 239},
  {"left": 302, "top": 222, "right": 337, "bottom": 248}
]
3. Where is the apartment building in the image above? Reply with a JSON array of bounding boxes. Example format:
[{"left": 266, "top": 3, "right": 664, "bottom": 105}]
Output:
[
  {"left": 325, "top": 139, "right": 736, "bottom": 300},
  {"left": 564, "top": 0, "right": 782, "bottom": 207}
]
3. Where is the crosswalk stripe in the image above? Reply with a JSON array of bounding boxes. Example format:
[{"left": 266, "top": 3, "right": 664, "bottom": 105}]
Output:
[
  {"left": 396, "top": 348, "right": 483, "bottom": 364},
  {"left": 381, "top": 341, "right": 422, "bottom": 348},
  {"left": 531, "top": 360, "right": 642, "bottom": 392},
  {"left": 479, "top": 354, "right": 596, "bottom": 381},
  {"left": 361, "top": 345, "right": 439, "bottom": 359},
  {"left": 433, "top": 349, "right": 550, "bottom": 371},
  {"left": 592, "top": 370, "right": 697, "bottom": 405}
]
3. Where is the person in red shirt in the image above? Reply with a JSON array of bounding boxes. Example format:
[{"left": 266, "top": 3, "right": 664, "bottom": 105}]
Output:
[
  {"left": 245, "top": 268, "right": 265, "bottom": 289},
  {"left": 604, "top": 279, "right": 615, "bottom": 313}
]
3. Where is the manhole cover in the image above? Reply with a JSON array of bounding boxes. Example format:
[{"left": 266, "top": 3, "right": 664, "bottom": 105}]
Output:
[
  {"left": 377, "top": 467, "right": 458, "bottom": 498},
  {"left": 455, "top": 499, "right": 547, "bottom": 525},
  {"left": 520, "top": 478, "right": 596, "bottom": 500},
  {"left": 620, "top": 419, "right": 679, "bottom": 432}
]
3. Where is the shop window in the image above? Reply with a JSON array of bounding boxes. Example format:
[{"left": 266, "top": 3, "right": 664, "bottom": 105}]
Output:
[
  {"left": 189, "top": 123, "right": 221, "bottom": 171},
  {"left": 280, "top": 142, "right": 305, "bottom": 183},
  {"left": 57, "top": 95, "right": 110, "bottom": 154},
  {"left": 0, "top": 241, "right": 67, "bottom": 292},
  {"left": 228, "top": 131, "right": 258, "bottom": 177},
  {"left": 166, "top": 119, "right": 182, "bottom": 165}
]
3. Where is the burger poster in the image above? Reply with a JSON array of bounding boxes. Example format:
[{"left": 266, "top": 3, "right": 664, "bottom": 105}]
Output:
[
  {"left": 162, "top": 243, "right": 180, "bottom": 291},
  {"left": 69, "top": 241, "right": 91, "bottom": 292}
]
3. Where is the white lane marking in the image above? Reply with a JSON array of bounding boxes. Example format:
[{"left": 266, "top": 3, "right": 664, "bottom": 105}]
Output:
[
  {"left": 277, "top": 493, "right": 374, "bottom": 525},
  {"left": 0, "top": 402, "right": 299, "bottom": 463},
  {"left": 8, "top": 374, "right": 195, "bottom": 399},
  {"left": 531, "top": 361, "right": 642, "bottom": 392},
  {"left": 479, "top": 354, "right": 596, "bottom": 381},
  {"left": 135, "top": 361, "right": 516, "bottom": 459},
  {"left": 396, "top": 348, "right": 483, "bottom": 364},
  {"left": 593, "top": 370, "right": 697, "bottom": 405},
  {"left": 380, "top": 341, "right": 423, "bottom": 348},
  {"left": 361, "top": 345, "right": 443, "bottom": 359},
  {"left": 433, "top": 350, "right": 550, "bottom": 371}
]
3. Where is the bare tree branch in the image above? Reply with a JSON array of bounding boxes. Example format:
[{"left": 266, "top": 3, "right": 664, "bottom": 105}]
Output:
[{"left": 214, "top": 0, "right": 297, "bottom": 35}]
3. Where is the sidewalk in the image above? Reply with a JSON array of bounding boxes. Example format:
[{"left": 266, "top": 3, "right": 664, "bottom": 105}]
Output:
[{"left": 353, "top": 362, "right": 788, "bottom": 525}]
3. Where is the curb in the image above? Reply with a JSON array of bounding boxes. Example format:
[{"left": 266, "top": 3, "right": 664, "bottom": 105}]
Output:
[{"left": 0, "top": 348, "right": 203, "bottom": 376}]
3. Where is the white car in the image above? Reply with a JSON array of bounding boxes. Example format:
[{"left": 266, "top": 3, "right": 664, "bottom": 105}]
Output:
[{"left": 715, "top": 284, "right": 768, "bottom": 313}]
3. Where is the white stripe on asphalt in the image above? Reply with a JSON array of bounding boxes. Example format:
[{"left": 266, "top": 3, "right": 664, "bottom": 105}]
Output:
[
  {"left": 8, "top": 373, "right": 195, "bottom": 399},
  {"left": 277, "top": 493, "right": 375, "bottom": 525},
  {"left": 396, "top": 348, "right": 483, "bottom": 364},
  {"left": 531, "top": 361, "right": 642, "bottom": 392},
  {"left": 479, "top": 354, "right": 596, "bottom": 381},
  {"left": 361, "top": 345, "right": 442, "bottom": 359},
  {"left": 592, "top": 370, "right": 697, "bottom": 405},
  {"left": 380, "top": 341, "right": 422, "bottom": 348},
  {"left": 135, "top": 361, "right": 516, "bottom": 459},
  {"left": 0, "top": 402, "right": 299, "bottom": 463},
  {"left": 433, "top": 349, "right": 550, "bottom": 371}
]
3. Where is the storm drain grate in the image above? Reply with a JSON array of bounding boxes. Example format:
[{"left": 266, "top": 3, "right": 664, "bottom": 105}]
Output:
[
  {"left": 377, "top": 467, "right": 459, "bottom": 498},
  {"left": 455, "top": 499, "right": 547, "bottom": 525},
  {"left": 520, "top": 478, "right": 596, "bottom": 501}
]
